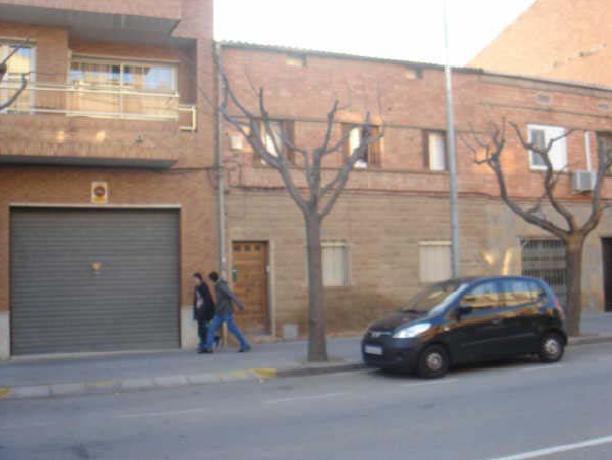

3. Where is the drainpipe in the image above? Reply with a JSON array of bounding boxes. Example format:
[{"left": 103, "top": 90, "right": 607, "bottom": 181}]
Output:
[
  {"left": 584, "top": 131, "right": 593, "bottom": 172},
  {"left": 214, "top": 42, "right": 227, "bottom": 277}
]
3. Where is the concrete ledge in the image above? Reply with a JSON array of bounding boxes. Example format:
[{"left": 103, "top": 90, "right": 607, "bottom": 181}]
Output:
[
  {"left": 2, "top": 335, "right": 612, "bottom": 401},
  {"left": 569, "top": 335, "right": 612, "bottom": 346},
  {"left": 277, "top": 362, "right": 366, "bottom": 378}
]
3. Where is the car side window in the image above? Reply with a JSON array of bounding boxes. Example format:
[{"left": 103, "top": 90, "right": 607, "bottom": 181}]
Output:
[
  {"left": 461, "top": 281, "right": 504, "bottom": 310},
  {"left": 500, "top": 279, "right": 545, "bottom": 307}
]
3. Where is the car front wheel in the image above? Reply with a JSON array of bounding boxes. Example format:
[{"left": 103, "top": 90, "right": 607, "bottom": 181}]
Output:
[
  {"left": 539, "top": 332, "right": 565, "bottom": 363},
  {"left": 417, "top": 345, "right": 449, "bottom": 379}
]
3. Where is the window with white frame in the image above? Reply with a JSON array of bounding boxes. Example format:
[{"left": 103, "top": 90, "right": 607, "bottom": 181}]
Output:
[
  {"left": 0, "top": 41, "right": 35, "bottom": 112},
  {"left": 346, "top": 124, "right": 382, "bottom": 168},
  {"left": 419, "top": 242, "right": 452, "bottom": 283},
  {"left": 322, "top": 241, "right": 350, "bottom": 287},
  {"left": 425, "top": 130, "right": 447, "bottom": 171},
  {"left": 528, "top": 125, "right": 567, "bottom": 171},
  {"left": 262, "top": 120, "right": 285, "bottom": 157}
]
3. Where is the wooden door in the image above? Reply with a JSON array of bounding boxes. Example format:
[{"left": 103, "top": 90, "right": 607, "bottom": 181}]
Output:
[{"left": 232, "top": 242, "right": 269, "bottom": 335}]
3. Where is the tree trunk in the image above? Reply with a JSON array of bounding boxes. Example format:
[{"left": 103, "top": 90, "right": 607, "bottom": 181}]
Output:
[
  {"left": 564, "top": 235, "right": 585, "bottom": 337},
  {"left": 304, "top": 212, "right": 328, "bottom": 361}
]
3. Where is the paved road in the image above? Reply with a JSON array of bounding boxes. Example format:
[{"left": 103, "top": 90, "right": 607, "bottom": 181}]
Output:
[{"left": 2, "top": 343, "right": 612, "bottom": 460}]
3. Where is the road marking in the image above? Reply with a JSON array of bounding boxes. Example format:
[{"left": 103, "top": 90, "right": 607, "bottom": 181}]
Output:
[
  {"left": 263, "top": 392, "right": 349, "bottom": 404},
  {"left": 488, "top": 434, "right": 612, "bottom": 460},
  {"left": 519, "top": 364, "right": 563, "bottom": 372},
  {"left": 116, "top": 407, "right": 209, "bottom": 419}
]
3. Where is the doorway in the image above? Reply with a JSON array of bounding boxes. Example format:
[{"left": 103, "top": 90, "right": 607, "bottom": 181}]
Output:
[
  {"left": 231, "top": 241, "right": 270, "bottom": 335},
  {"left": 603, "top": 239, "right": 612, "bottom": 312}
]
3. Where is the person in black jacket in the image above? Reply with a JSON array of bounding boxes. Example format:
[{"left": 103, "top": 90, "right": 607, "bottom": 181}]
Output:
[
  {"left": 202, "top": 271, "right": 251, "bottom": 353},
  {"left": 193, "top": 272, "right": 217, "bottom": 353}
]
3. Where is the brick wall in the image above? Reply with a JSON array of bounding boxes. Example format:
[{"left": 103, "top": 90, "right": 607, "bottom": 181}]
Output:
[
  {"left": 221, "top": 45, "right": 612, "bottom": 336},
  {"left": 0, "top": 0, "right": 217, "bottom": 319},
  {"left": 469, "top": 0, "right": 612, "bottom": 87},
  {"left": 228, "top": 189, "right": 611, "bottom": 336}
]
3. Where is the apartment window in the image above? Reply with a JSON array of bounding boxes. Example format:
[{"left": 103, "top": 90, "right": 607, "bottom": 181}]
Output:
[
  {"left": 68, "top": 57, "right": 178, "bottom": 120},
  {"left": 528, "top": 125, "right": 567, "bottom": 171},
  {"left": 322, "top": 241, "right": 350, "bottom": 287},
  {"left": 419, "top": 242, "right": 452, "bottom": 283},
  {"left": 69, "top": 58, "right": 177, "bottom": 93},
  {"left": 258, "top": 119, "right": 294, "bottom": 163},
  {"left": 597, "top": 132, "right": 612, "bottom": 175},
  {"left": 424, "top": 130, "right": 447, "bottom": 171},
  {"left": 0, "top": 41, "right": 35, "bottom": 112},
  {"left": 346, "top": 124, "right": 382, "bottom": 168},
  {"left": 286, "top": 54, "right": 307, "bottom": 68}
]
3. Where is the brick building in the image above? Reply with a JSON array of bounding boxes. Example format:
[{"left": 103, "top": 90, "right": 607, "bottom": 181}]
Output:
[
  {"left": 470, "top": 0, "right": 612, "bottom": 88},
  {"left": 0, "top": 0, "right": 217, "bottom": 358},
  {"left": 219, "top": 43, "right": 612, "bottom": 339},
  {"left": 2, "top": 3, "right": 611, "bottom": 357}
]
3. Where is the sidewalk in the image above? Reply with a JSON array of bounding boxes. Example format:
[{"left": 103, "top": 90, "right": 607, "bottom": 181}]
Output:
[{"left": 2, "top": 312, "right": 612, "bottom": 400}]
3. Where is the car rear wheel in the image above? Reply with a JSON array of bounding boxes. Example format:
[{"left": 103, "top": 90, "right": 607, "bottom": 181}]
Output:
[
  {"left": 538, "top": 332, "right": 565, "bottom": 363},
  {"left": 417, "top": 345, "right": 449, "bottom": 379}
]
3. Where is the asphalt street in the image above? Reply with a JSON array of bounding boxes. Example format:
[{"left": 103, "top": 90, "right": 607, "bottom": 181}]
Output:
[{"left": 2, "top": 342, "right": 612, "bottom": 460}]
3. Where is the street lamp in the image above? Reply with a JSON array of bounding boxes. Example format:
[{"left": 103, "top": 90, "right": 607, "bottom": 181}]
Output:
[{"left": 443, "top": 0, "right": 461, "bottom": 278}]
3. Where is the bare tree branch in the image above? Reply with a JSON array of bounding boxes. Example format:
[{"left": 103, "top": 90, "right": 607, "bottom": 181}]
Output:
[
  {"left": 510, "top": 122, "right": 577, "bottom": 231},
  {"left": 319, "top": 121, "right": 384, "bottom": 218},
  {"left": 471, "top": 120, "right": 569, "bottom": 239},
  {"left": 0, "top": 72, "right": 29, "bottom": 111}
]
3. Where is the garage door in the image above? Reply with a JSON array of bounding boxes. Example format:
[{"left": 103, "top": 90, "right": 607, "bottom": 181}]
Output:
[{"left": 10, "top": 208, "right": 180, "bottom": 355}]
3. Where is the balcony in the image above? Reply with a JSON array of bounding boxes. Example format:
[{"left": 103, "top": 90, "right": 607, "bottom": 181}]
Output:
[
  {"left": 0, "top": 80, "right": 197, "bottom": 168},
  {"left": 0, "top": 80, "right": 196, "bottom": 130},
  {"left": 0, "top": 1, "right": 183, "bottom": 45}
]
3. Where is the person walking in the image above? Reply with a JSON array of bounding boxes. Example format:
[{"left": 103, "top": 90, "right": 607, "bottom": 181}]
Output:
[
  {"left": 192, "top": 272, "right": 216, "bottom": 353},
  {"left": 202, "top": 271, "right": 251, "bottom": 353}
]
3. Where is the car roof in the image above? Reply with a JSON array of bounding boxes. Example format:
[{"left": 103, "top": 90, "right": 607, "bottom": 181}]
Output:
[{"left": 445, "top": 275, "right": 543, "bottom": 285}]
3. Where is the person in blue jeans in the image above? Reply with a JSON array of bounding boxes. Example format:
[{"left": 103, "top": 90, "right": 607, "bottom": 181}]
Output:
[{"left": 203, "top": 271, "right": 251, "bottom": 353}]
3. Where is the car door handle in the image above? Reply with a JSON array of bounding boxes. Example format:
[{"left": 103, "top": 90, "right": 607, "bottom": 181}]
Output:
[{"left": 491, "top": 318, "right": 503, "bottom": 325}]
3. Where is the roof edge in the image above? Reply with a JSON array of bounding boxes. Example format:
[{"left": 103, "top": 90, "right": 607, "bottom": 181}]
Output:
[{"left": 218, "top": 40, "right": 612, "bottom": 95}]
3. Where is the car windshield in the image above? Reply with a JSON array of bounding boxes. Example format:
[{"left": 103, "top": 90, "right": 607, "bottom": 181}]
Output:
[{"left": 400, "top": 280, "right": 467, "bottom": 316}]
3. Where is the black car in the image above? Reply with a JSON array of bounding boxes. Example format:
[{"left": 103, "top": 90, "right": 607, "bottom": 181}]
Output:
[{"left": 362, "top": 276, "right": 567, "bottom": 378}]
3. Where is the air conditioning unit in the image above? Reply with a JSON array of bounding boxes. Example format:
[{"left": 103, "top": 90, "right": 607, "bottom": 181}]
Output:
[{"left": 571, "top": 170, "right": 596, "bottom": 193}]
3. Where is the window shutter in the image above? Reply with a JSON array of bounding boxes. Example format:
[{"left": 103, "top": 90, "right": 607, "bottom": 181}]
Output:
[
  {"left": 284, "top": 120, "right": 296, "bottom": 164},
  {"left": 368, "top": 126, "right": 381, "bottom": 167},
  {"left": 419, "top": 243, "right": 452, "bottom": 283}
]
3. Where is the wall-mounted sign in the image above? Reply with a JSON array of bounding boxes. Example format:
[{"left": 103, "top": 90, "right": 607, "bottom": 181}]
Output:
[{"left": 91, "top": 181, "right": 109, "bottom": 204}]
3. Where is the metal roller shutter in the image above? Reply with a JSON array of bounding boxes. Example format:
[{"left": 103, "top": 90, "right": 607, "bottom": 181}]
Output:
[{"left": 10, "top": 208, "right": 180, "bottom": 355}]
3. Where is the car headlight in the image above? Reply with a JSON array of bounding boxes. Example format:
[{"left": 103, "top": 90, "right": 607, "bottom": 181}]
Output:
[{"left": 393, "top": 323, "right": 431, "bottom": 339}]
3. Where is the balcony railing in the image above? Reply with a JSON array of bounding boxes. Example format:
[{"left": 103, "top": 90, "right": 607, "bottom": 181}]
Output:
[{"left": 0, "top": 81, "right": 197, "bottom": 131}]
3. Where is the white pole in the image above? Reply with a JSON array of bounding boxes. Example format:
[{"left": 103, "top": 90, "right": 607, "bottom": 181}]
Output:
[{"left": 443, "top": 0, "right": 461, "bottom": 278}]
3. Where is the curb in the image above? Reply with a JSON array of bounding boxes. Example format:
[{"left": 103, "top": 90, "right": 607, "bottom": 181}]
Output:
[
  {"left": 0, "top": 367, "right": 278, "bottom": 401},
  {"left": 0, "top": 362, "right": 362, "bottom": 401},
  {"left": 2, "top": 335, "right": 612, "bottom": 401},
  {"left": 568, "top": 335, "right": 612, "bottom": 346}
]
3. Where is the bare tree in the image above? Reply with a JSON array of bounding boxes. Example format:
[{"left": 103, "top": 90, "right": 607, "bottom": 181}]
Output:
[
  {"left": 466, "top": 120, "right": 612, "bottom": 336},
  {"left": 0, "top": 43, "right": 30, "bottom": 111},
  {"left": 218, "top": 71, "right": 382, "bottom": 361}
]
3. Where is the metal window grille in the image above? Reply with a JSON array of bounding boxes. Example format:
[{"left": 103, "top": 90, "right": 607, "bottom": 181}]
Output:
[{"left": 521, "top": 238, "right": 567, "bottom": 307}]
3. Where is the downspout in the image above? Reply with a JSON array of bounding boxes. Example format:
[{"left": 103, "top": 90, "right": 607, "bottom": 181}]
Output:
[
  {"left": 214, "top": 42, "right": 227, "bottom": 277},
  {"left": 584, "top": 131, "right": 593, "bottom": 172}
]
